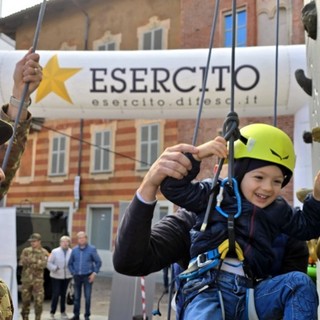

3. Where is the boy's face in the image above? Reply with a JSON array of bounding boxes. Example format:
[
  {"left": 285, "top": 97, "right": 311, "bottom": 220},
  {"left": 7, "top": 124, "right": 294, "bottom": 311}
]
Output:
[{"left": 240, "top": 165, "right": 284, "bottom": 208}]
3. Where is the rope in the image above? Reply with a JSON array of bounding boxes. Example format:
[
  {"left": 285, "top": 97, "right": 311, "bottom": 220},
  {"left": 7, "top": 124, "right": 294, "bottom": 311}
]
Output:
[
  {"left": 227, "top": 0, "right": 238, "bottom": 182},
  {"left": 230, "top": 0, "right": 237, "bottom": 114},
  {"left": 273, "top": 0, "right": 280, "bottom": 127},
  {"left": 191, "top": 0, "right": 220, "bottom": 146},
  {"left": 200, "top": 112, "right": 240, "bottom": 232},
  {"left": 200, "top": 0, "right": 240, "bottom": 232}
]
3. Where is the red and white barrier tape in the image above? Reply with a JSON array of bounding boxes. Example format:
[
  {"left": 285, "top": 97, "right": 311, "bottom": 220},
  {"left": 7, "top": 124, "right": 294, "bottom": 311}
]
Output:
[{"left": 141, "top": 276, "right": 147, "bottom": 320}]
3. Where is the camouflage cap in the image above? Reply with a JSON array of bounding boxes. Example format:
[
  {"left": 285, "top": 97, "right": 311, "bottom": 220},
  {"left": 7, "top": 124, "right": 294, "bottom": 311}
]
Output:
[{"left": 28, "top": 233, "right": 41, "bottom": 241}]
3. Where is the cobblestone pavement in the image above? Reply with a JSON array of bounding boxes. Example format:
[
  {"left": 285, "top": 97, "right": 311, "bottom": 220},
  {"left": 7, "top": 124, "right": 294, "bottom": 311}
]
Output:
[{"left": 20, "top": 275, "right": 176, "bottom": 320}]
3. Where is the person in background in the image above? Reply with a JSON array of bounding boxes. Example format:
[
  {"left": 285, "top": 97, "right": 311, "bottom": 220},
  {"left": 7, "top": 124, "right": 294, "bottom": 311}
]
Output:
[
  {"left": 47, "top": 236, "right": 72, "bottom": 320},
  {"left": 0, "top": 48, "right": 42, "bottom": 320},
  {"left": 19, "top": 233, "right": 49, "bottom": 320},
  {"left": 68, "top": 232, "right": 102, "bottom": 320}
]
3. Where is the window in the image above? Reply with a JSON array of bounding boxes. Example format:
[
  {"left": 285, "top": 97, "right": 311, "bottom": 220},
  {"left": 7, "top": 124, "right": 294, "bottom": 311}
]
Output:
[
  {"left": 98, "top": 42, "right": 116, "bottom": 50},
  {"left": 257, "top": 8, "right": 288, "bottom": 45},
  {"left": 93, "top": 31, "right": 121, "bottom": 50},
  {"left": 45, "top": 207, "right": 69, "bottom": 218},
  {"left": 40, "top": 201, "right": 73, "bottom": 232},
  {"left": 50, "top": 135, "right": 67, "bottom": 176},
  {"left": 46, "top": 208, "right": 67, "bottom": 215},
  {"left": 16, "top": 137, "right": 36, "bottom": 184},
  {"left": 152, "top": 202, "right": 172, "bottom": 225},
  {"left": 60, "top": 42, "right": 77, "bottom": 50},
  {"left": 90, "top": 124, "right": 115, "bottom": 177},
  {"left": 224, "top": 9, "right": 247, "bottom": 47},
  {"left": 143, "top": 28, "right": 163, "bottom": 50},
  {"left": 138, "top": 16, "right": 170, "bottom": 50},
  {"left": 16, "top": 204, "right": 33, "bottom": 214},
  {"left": 139, "top": 124, "right": 160, "bottom": 169},
  {"left": 159, "top": 206, "right": 169, "bottom": 220},
  {"left": 90, "top": 207, "right": 112, "bottom": 251},
  {"left": 93, "top": 130, "right": 111, "bottom": 173}
]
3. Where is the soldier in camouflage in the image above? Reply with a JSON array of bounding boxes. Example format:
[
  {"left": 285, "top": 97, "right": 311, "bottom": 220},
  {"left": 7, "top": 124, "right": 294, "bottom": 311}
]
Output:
[
  {"left": 0, "top": 47, "right": 42, "bottom": 199},
  {"left": 0, "top": 279, "right": 14, "bottom": 320},
  {"left": 19, "top": 233, "right": 49, "bottom": 320},
  {"left": 0, "top": 49, "right": 42, "bottom": 320}
]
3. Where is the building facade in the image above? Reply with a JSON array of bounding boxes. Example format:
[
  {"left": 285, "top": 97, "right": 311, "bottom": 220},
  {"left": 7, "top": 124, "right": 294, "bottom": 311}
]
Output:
[{"left": 0, "top": 0, "right": 306, "bottom": 272}]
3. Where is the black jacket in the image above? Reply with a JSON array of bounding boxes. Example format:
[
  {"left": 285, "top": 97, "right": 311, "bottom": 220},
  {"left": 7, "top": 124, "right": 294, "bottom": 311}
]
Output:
[{"left": 113, "top": 194, "right": 309, "bottom": 277}]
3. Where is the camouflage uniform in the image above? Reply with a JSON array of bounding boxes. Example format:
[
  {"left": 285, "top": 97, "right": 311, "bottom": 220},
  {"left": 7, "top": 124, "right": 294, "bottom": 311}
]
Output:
[
  {"left": 0, "top": 105, "right": 32, "bottom": 320},
  {"left": 0, "top": 279, "right": 13, "bottom": 320},
  {"left": 0, "top": 104, "right": 29, "bottom": 320},
  {"left": 0, "top": 105, "right": 31, "bottom": 199},
  {"left": 19, "top": 243, "right": 49, "bottom": 320}
]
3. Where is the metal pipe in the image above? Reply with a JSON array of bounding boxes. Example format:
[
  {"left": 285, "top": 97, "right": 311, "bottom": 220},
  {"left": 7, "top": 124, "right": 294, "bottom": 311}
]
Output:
[
  {"left": 1, "top": 0, "right": 47, "bottom": 172},
  {"left": 71, "top": 1, "right": 91, "bottom": 204}
]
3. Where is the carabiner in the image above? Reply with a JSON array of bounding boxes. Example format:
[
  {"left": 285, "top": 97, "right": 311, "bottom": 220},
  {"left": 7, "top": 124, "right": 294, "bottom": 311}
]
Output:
[{"left": 215, "top": 177, "right": 242, "bottom": 218}]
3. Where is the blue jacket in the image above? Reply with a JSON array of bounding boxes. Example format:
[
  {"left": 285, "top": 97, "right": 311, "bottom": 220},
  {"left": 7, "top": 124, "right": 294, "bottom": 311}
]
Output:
[
  {"left": 68, "top": 244, "right": 102, "bottom": 275},
  {"left": 160, "top": 155, "right": 320, "bottom": 279}
]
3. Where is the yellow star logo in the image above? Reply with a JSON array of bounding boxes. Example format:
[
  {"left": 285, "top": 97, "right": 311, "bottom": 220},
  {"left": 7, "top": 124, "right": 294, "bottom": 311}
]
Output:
[{"left": 36, "top": 55, "right": 82, "bottom": 104}]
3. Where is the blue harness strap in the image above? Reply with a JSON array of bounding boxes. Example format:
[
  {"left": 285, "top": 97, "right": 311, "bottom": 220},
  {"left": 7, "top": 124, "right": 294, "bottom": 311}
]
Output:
[
  {"left": 178, "top": 239, "right": 245, "bottom": 281},
  {"left": 179, "top": 248, "right": 221, "bottom": 280}
]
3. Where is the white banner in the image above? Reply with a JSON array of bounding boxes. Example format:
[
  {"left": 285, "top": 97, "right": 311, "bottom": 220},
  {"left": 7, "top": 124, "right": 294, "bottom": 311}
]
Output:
[{"left": 0, "top": 45, "right": 308, "bottom": 119}]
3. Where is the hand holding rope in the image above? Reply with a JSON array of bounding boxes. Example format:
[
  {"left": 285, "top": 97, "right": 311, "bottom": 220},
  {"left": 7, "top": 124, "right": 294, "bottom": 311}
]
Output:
[
  {"left": 1, "top": 0, "right": 47, "bottom": 173},
  {"left": 200, "top": 111, "right": 240, "bottom": 232}
]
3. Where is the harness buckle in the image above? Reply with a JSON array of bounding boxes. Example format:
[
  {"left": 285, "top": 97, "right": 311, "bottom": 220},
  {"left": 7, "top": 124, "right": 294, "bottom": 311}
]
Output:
[
  {"left": 197, "top": 253, "right": 212, "bottom": 268},
  {"left": 216, "top": 186, "right": 224, "bottom": 206}
]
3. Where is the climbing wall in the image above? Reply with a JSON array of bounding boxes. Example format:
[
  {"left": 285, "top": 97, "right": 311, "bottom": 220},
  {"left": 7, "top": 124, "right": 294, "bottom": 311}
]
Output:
[
  {"left": 306, "top": 0, "right": 320, "bottom": 177},
  {"left": 304, "top": 1, "right": 320, "bottom": 317}
]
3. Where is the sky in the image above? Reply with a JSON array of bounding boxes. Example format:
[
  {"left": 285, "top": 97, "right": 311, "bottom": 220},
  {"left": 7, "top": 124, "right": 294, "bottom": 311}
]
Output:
[{"left": 1, "top": 0, "right": 43, "bottom": 17}]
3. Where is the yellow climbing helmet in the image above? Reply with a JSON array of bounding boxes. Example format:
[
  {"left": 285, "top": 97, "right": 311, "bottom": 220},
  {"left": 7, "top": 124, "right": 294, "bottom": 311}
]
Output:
[{"left": 234, "top": 123, "right": 296, "bottom": 185}]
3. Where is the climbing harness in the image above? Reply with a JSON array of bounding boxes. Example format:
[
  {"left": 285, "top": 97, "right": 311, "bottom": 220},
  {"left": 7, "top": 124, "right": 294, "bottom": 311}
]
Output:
[
  {"left": 179, "top": 239, "right": 244, "bottom": 281},
  {"left": 180, "top": 166, "right": 245, "bottom": 282}
]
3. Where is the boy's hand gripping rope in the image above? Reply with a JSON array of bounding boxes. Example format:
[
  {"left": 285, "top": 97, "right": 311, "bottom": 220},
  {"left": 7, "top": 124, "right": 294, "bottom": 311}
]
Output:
[{"left": 200, "top": 112, "right": 240, "bottom": 232}]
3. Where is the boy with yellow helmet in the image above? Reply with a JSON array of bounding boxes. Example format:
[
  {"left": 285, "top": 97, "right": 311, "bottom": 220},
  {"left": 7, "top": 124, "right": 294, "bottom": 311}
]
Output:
[
  {"left": 114, "top": 123, "right": 320, "bottom": 319},
  {"left": 233, "top": 123, "right": 295, "bottom": 187}
]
